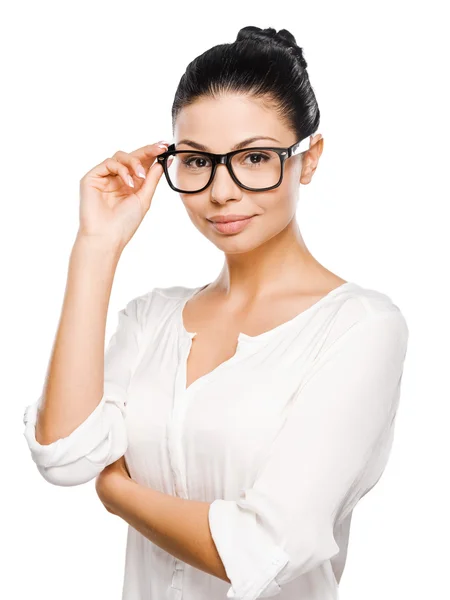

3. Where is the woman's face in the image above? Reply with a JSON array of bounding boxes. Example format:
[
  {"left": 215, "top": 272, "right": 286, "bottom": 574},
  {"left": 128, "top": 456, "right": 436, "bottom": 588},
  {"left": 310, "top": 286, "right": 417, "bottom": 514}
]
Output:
[{"left": 172, "top": 93, "right": 322, "bottom": 254}]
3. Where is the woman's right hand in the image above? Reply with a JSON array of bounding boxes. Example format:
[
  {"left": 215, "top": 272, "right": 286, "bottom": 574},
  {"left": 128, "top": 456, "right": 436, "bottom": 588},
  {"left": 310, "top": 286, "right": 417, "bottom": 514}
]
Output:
[{"left": 78, "top": 141, "right": 171, "bottom": 250}]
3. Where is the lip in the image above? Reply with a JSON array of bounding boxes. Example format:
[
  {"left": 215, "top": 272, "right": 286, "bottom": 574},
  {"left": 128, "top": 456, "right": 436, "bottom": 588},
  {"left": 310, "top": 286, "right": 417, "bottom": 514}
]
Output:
[
  {"left": 207, "top": 215, "right": 256, "bottom": 234},
  {"left": 208, "top": 214, "right": 255, "bottom": 223}
]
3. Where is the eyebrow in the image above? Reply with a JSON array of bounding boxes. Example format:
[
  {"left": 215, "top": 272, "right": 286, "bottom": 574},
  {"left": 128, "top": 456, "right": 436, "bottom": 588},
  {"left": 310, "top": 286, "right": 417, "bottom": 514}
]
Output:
[{"left": 176, "top": 136, "right": 281, "bottom": 152}]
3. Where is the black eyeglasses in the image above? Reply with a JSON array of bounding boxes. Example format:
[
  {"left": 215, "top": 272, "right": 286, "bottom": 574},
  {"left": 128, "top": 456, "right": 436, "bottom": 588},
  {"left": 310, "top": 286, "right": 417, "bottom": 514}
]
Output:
[{"left": 156, "top": 137, "right": 310, "bottom": 194}]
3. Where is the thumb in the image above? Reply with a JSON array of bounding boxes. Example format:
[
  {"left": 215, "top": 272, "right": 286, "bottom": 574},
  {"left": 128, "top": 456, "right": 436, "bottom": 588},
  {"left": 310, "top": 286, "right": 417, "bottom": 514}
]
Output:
[{"left": 135, "top": 160, "right": 166, "bottom": 213}]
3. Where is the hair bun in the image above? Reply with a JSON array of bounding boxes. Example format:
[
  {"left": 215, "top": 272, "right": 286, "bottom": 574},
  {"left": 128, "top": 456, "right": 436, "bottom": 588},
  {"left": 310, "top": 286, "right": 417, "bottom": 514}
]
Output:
[{"left": 236, "top": 26, "right": 308, "bottom": 69}]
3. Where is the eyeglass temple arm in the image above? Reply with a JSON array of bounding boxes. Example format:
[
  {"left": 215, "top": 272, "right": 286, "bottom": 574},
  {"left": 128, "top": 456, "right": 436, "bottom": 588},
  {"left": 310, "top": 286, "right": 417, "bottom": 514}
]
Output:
[{"left": 290, "top": 135, "right": 314, "bottom": 156}]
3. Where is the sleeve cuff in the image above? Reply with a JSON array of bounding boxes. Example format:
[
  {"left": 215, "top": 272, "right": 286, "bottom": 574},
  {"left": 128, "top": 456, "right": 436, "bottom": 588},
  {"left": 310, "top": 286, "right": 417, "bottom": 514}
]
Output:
[
  {"left": 208, "top": 499, "right": 290, "bottom": 600},
  {"left": 22, "top": 384, "right": 127, "bottom": 484}
]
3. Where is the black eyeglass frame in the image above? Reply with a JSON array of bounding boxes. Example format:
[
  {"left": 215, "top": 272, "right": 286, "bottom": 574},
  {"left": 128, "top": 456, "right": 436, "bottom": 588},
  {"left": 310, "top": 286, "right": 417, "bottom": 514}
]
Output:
[{"left": 156, "top": 137, "right": 311, "bottom": 193}]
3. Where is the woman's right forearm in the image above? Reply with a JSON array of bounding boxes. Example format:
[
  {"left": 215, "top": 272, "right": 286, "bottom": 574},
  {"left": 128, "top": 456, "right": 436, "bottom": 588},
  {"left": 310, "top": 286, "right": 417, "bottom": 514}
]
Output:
[{"left": 35, "top": 233, "right": 124, "bottom": 445}]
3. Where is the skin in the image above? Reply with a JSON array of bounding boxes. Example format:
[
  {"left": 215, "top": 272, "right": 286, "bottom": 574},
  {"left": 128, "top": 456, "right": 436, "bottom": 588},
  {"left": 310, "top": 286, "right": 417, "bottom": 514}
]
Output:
[
  {"left": 96, "top": 92, "right": 346, "bottom": 584},
  {"left": 96, "top": 458, "right": 230, "bottom": 582},
  {"left": 176, "top": 92, "right": 345, "bottom": 307}
]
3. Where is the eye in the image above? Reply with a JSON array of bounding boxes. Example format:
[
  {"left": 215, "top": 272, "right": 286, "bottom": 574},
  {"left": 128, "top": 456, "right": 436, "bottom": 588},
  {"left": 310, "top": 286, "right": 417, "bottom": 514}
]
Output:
[
  {"left": 182, "top": 155, "right": 212, "bottom": 169},
  {"left": 241, "top": 152, "right": 272, "bottom": 165}
]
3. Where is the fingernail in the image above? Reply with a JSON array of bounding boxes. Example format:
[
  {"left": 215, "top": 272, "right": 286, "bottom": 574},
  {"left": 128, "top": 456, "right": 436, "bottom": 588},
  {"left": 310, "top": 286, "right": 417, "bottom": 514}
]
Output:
[
  {"left": 128, "top": 175, "right": 134, "bottom": 187},
  {"left": 137, "top": 166, "right": 146, "bottom": 178}
]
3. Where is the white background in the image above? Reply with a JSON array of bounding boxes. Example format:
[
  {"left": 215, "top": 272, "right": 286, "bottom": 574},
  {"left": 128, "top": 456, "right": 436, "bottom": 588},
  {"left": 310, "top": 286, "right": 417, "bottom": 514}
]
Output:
[{"left": 2, "top": 1, "right": 448, "bottom": 598}]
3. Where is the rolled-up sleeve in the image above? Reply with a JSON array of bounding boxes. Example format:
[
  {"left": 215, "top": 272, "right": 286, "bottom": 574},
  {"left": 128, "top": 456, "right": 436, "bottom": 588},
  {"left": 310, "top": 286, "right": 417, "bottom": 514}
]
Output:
[
  {"left": 208, "top": 308, "right": 409, "bottom": 600},
  {"left": 22, "top": 292, "right": 149, "bottom": 487}
]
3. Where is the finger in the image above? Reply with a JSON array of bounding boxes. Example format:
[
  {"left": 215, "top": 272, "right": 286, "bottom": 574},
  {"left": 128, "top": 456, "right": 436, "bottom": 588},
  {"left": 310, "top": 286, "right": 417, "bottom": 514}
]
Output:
[
  {"left": 134, "top": 156, "right": 166, "bottom": 212},
  {"left": 129, "top": 141, "right": 170, "bottom": 164},
  {"left": 99, "top": 158, "right": 135, "bottom": 188},
  {"left": 113, "top": 150, "right": 147, "bottom": 180}
]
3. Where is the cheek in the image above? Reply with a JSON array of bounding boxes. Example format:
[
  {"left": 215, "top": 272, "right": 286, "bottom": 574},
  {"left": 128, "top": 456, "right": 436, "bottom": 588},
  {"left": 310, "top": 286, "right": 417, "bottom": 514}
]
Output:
[
  {"left": 281, "top": 163, "right": 301, "bottom": 196},
  {"left": 259, "top": 183, "right": 298, "bottom": 221},
  {"left": 181, "top": 196, "right": 207, "bottom": 220},
  {"left": 261, "top": 200, "right": 297, "bottom": 234}
]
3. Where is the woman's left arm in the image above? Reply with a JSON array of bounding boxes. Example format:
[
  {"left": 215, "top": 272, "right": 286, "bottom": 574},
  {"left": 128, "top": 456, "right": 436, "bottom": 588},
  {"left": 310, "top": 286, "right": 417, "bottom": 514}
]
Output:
[{"left": 95, "top": 458, "right": 230, "bottom": 583}]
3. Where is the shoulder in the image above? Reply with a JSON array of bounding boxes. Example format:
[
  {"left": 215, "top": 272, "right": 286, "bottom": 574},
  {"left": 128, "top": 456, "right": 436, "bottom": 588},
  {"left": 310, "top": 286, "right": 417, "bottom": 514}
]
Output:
[
  {"left": 122, "top": 284, "right": 199, "bottom": 328},
  {"left": 151, "top": 284, "right": 198, "bottom": 301},
  {"left": 318, "top": 282, "right": 409, "bottom": 355},
  {"left": 333, "top": 281, "right": 407, "bottom": 318}
]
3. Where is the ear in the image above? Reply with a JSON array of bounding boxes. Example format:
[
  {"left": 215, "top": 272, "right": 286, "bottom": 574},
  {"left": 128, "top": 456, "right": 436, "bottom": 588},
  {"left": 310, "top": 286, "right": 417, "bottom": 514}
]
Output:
[{"left": 300, "top": 134, "right": 324, "bottom": 185}]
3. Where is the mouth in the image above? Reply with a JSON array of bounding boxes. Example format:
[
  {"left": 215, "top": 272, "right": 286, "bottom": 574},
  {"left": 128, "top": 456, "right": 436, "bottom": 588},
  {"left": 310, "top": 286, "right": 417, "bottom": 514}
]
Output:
[
  {"left": 207, "top": 215, "right": 256, "bottom": 224},
  {"left": 207, "top": 215, "right": 256, "bottom": 235}
]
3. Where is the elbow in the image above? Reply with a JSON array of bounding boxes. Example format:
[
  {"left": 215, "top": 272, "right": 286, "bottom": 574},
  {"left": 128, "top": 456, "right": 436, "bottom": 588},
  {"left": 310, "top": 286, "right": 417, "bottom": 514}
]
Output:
[
  {"left": 32, "top": 433, "right": 118, "bottom": 486},
  {"left": 208, "top": 499, "right": 340, "bottom": 600},
  {"left": 23, "top": 395, "right": 128, "bottom": 487},
  {"left": 35, "top": 453, "right": 105, "bottom": 486},
  {"left": 255, "top": 526, "right": 340, "bottom": 599},
  {"left": 276, "top": 519, "right": 341, "bottom": 585}
]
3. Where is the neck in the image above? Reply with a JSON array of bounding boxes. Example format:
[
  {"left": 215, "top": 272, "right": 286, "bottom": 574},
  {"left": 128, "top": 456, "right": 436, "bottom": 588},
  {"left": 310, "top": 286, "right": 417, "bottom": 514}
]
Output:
[{"left": 212, "top": 219, "right": 335, "bottom": 302}]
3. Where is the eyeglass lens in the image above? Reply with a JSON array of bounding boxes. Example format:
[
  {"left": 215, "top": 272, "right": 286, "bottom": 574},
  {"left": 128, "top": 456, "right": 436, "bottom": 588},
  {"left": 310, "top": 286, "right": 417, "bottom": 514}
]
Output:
[{"left": 166, "top": 149, "right": 282, "bottom": 192}]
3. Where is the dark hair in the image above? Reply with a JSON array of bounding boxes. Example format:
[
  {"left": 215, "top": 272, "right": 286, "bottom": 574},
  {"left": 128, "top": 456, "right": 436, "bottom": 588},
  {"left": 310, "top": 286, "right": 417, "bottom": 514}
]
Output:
[{"left": 171, "top": 26, "right": 320, "bottom": 142}]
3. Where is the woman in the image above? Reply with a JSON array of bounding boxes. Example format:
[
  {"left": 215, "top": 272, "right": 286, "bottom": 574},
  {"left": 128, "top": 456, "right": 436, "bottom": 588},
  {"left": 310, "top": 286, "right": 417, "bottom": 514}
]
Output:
[{"left": 23, "top": 26, "right": 409, "bottom": 600}]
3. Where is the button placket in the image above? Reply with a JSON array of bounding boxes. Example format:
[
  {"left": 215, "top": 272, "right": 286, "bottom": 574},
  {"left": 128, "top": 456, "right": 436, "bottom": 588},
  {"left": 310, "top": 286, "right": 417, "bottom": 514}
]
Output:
[
  {"left": 170, "top": 557, "right": 185, "bottom": 590},
  {"left": 178, "top": 336, "right": 200, "bottom": 496},
  {"left": 167, "top": 339, "right": 195, "bottom": 595},
  {"left": 168, "top": 337, "right": 191, "bottom": 499}
]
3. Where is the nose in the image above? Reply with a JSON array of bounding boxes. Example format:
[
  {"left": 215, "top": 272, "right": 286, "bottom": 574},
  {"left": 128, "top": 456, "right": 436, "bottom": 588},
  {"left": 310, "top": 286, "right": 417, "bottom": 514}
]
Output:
[{"left": 210, "top": 163, "right": 242, "bottom": 201}]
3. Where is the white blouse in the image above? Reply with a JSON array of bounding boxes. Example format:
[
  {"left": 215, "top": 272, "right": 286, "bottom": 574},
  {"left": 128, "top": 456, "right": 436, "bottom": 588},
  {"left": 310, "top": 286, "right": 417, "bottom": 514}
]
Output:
[{"left": 23, "top": 281, "right": 409, "bottom": 600}]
